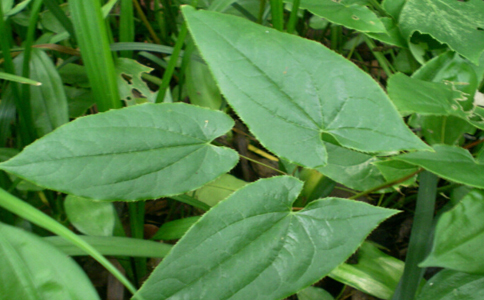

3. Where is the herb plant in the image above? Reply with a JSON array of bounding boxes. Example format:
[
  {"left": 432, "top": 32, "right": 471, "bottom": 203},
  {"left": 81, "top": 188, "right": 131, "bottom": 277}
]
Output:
[{"left": 1, "top": 0, "right": 484, "bottom": 299}]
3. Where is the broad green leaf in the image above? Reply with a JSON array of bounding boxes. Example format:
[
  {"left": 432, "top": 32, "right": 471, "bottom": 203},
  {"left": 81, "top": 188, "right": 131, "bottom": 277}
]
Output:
[
  {"left": 186, "top": 50, "right": 223, "bottom": 110},
  {"left": 191, "top": 173, "right": 247, "bottom": 206},
  {"left": 329, "top": 242, "right": 404, "bottom": 299},
  {"left": 183, "top": 7, "right": 429, "bottom": 169},
  {"left": 0, "top": 148, "right": 42, "bottom": 191},
  {"left": 14, "top": 49, "right": 69, "bottom": 137},
  {"left": 151, "top": 216, "right": 200, "bottom": 240},
  {"left": 416, "top": 270, "right": 484, "bottom": 300},
  {"left": 286, "top": 0, "right": 386, "bottom": 33},
  {"left": 64, "top": 195, "right": 116, "bottom": 236},
  {"left": 297, "top": 286, "right": 334, "bottom": 300},
  {"left": 382, "top": 0, "right": 405, "bottom": 20},
  {"left": 399, "top": 0, "right": 484, "bottom": 64},
  {"left": 0, "top": 222, "right": 100, "bottom": 300},
  {"left": 115, "top": 57, "right": 157, "bottom": 104},
  {"left": 0, "top": 72, "right": 41, "bottom": 86},
  {"left": 64, "top": 86, "right": 94, "bottom": 118},
  {"left": 135, "top": 176, "right": 398, "bottom": 300},
  {"left": 58, "top": 63, "right": 90, "bottom": 88},
  {"left": 365, "top": 17, "right": 406, "bottom": 47},
  {"left": 418, "top": 115, "right": 474, "bottom": 146},
  {"left": 394, "top": 144, "right": 484, "bottom": 189},
  {"left": 374, "top": 160, "right": 418, "bottom": 187},
  {"left": 0, "top": 103, "right": 238, "bottom": 201},
  {"left": 45, "top": 235, "right": 172, "bottom": 257},
  {"left": 420, "top": 189, "right": 484, "bottom": 274},
  {"left": 316, "top": 142, "right": 390, "bottom": 192}
]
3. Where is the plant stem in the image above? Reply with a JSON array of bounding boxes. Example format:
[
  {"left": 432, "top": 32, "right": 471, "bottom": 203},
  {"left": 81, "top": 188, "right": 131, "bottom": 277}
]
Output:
[
  {"left": 239, "top": 154, "right": 288, "bottom": 175},
  {"left": 363, "top": 35, "right": 394, "bottom": 77},
  {"left": 155, "top": 22, "right": 188, "bottom": 103},
  {"left": 350, "top": 169, "right": 422, "bottom": 200},
  {"left": 391, "top": 171, "right": 438, "bottom": 300},
  {"left": 133, "top": 0, "right": 161, "bottom": 44},
  {"left": 286, "top": 0, "right": 300, "bottom": 34},
  {"left": 269, "top": 0, "right": 284, "bottom": 31}
]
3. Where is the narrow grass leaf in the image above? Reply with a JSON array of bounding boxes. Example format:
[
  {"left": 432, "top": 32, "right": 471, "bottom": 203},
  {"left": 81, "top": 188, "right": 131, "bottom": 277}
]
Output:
[
  {"left": 399, "top": 0, "right": 484, "bottom": 64},
  {"left": 135, "top": 176, "right": 398, "bottom": 300},
  {"left": 0, "top": 72, "right": 40, "bottom": 86},
  {"left": 416, "top": 270, "right": 484, "bottom": 300},
  {"left": 420, "top": 189, "right": 484, "bottom": 274},
  {"left": 183, "top": 7, "right": 429, "bottom": 169},
  {"left": 45, "top": 236, "right": 172, "bottom": 258},
  {"left": 0, "top": 222, "right": 100, "bottom": 300},
  {"left": 0, "top": 103, "right": 238, "bottom": 201},
  {"left": 394, "top": 144, "right": 484, "bottom": 189},
  {"left": 68, "top": 0, "right": 121, "bottom": 111}
]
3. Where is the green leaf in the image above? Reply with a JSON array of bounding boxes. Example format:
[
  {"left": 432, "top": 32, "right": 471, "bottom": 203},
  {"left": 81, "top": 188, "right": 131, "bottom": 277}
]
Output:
[
  {"left": 297, "top": 286, "right": 334, "bottom": 300},
  {"left": 45, "top": 235, "right": 172, "bottom": 258},
  {"left": 115, "top": 57, "right": 157, "bottom": 104},
  {"left": 365, "top": 17, "right": 406, "bottom": 48},
  {"left": 64, "top": 86, "right": 95, "bottom": 118},
  {"left": 191, "top": 173, "right": 247, "bottom": 206},
  {"left": 416, "top": 269, "right": 484, "bottom": 300},
  {"left": 316, "top": 142, "right": 390, "bottom": 192},
  {"left": 420, "top": 189, "right": 484, "bottom": 274},
  {"left": 329, "top": 242, "right": 404, "bottom": 299},
  {"left": 286, "top": 0, "right": 386, "bottom": 33},
  {"left": 64, "top": 195, "right": 116, "bottom": 236},
  {"left": 151, "top": 216, "right": 200, "bottom": 240},
  {"left": 183, "top": 7, "right": 429, "bottom": 169},
  {"left": 0, "top": 71, "right": 41, "bottom": 86},
  {"left": 399, "top": 0, "right": 484, "bottom": 64},
  {"left": 0, "top": 222, "right": 100, "bottom": 300},
  {"left": 19, "top": 49, "right": 69, "bottom": 137},
  {"left": 0, "top": 103, "right": 238, "bottom": 201},
  {"left": 135, "top": 176, "right": 398, "bottom": 300},
  {"left": 382, "top": 0, "right": 405, "bottom": 20},
  {"left": 394, "top": 144, "right": 484, "bottom": 189},
  {"left": 374, "top": 160, "right": 418, "bottom": 187}
]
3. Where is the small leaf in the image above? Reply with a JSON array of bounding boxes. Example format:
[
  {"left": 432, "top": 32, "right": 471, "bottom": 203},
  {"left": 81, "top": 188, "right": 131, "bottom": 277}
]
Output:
[
  {"left": 394, "top": 144, "right": 484, "bottom": 189},
  {"left": 420, "top": 189, "right": 484, "bottom": 274},
  {"left": 64, "top": 195, "right": 116, "bottom": 236},
  {"left": 0, "top": 222, "right": 100, "bottom": 300},
  {"left": 151, "top": 216, "right": 200, "bottom": 240},
  {"left": 191, "top": 173, "right": 247, "bottom": 206},
  {"left": 115, "top": 57, "right": 157, "bottom": 104},
  {"left": 0, "top": 103, "right": 238, "bottom": 201},
  {"left": 286, "top": 0, "right": 386, "bottom": 33},
  {"left": 135, "top": 176, "right": 398, "bottom": 300},
  {"left": 297, "top": 286, "right": 334, "bottom": 300},
  {"left": 183, "top": 7, "right": 429, "bottom": 169},
  {"left": 374, "top": 160, "right": 418, "bottom": 186},
  {"left": 416, "top": 269, "right": 484, "bottom": 300},
  {"left": 399, "top": 0, "right": 484, "bottom": 64},
  {"left": 329, "top": 242, "right": 404, "bottom": 299}
]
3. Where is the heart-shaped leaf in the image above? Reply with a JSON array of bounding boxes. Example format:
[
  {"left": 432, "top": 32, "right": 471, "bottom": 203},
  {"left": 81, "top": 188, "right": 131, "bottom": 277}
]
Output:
[
  {"left": 0, "top": 103, "right": 238, "bottom": 201},
  {"left": 0, "top": 222, "right": 100, "bottom": 300},
  {"left": 135, "top": 176, "right": 398, "bottom": 300},
  {"left": 394, "top": 144, "right": 484, "bottom": 189},
  {"left": 399, "top": 0, "right": 484, "bottom": 64},
  {"left": 182, "top": 7, "right": 429, "bottom": 169},
  {"left": 420, "top": 189, "right": 484, "bottom": 274}
]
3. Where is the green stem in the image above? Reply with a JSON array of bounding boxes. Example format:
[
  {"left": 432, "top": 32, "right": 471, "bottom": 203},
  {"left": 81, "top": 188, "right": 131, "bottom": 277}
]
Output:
[
  {"left": 239, "top": 154, "right": 288, "bottom": 175},
  {"left": 0, "top": 188, "right": 139, "bottom": 296},
  {"left": 286, "top": 0, "right": 300, "bottom": 34},
  {"left": 119, "top": 0, "right": 135, "bottom": 58},
  {"left": 258, "top": 0, "right": 266, "bottom": 24},
  {"left": 269, "top": 0, "right": 284, "bottom": 31},
  {"left": 363, "top": 35, "right": 394, "bottom": 77},
  {"left": 391, "top": 171, "right": 438, "bottom": 300},
  {"left": 128, "top": 202, "right": 146, "bottom": 286}
]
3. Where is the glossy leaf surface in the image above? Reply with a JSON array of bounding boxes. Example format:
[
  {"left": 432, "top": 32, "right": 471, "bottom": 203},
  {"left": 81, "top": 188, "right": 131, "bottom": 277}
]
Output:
[
  {"left": 420, "top": 189, "right": 484, "bottom": 274},
  {"left": 399, "top": 0, "right": 484, "bottom": 64},
  {"left": 0, "top": 222, "right": 99, "bottom": 300},
  {"left": 135, "top": 176, "right": 398, "bottom": 300},
  {"left": 183, "top": 7, "right": 429, "bottom": 169},
  {"left": 416, "top": 269, "right": 484, "bottom": 300},
  {"left": 0, "top": 103, "right": 238, "bottom": 201},
  {"left": 394, "top": 144, "right": 484, "bottom": 189}
]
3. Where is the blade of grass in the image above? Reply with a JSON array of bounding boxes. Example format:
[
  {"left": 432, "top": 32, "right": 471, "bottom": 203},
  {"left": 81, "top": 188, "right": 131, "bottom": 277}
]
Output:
[
  {"left": 155, "top": 22, "right": 188, "bottom": 103},
  {"left": 269, "top": 0, "right": 284, "bottom": 31},
  {"left": 363, "top": 35, "right": 395, "bottom": 77},
  {"left": 0, "top": 3, "right": 36, "bottom": 145},
  {"left": 0, "top": 72, "right": 41, "bottom": 86},
  {"left": 0, "top": 187, "right": 139, "bottom": 296},
  {"left": 44, "top": 235, "right": 172, "bottom": 257},
  {"left": 286, "top": 0, "right": 300, "bottom": 34},
  {"left": 119, "top": 0, "right": 134, "bottom": 58},
  {"left": 133, "top": 0, "right": 161, "bottom": 44},
  {"left": 391, "top": 171, "right": 438, "bottom": 300},
  {"left": 128, "top": 202, "right": 147, "bottom": 286},
  {"left": 110, "top": 42, "right": 175, "bottom": 55},
  {"left": 68, "top": 0, "right": 121, "bottom": 112}
]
